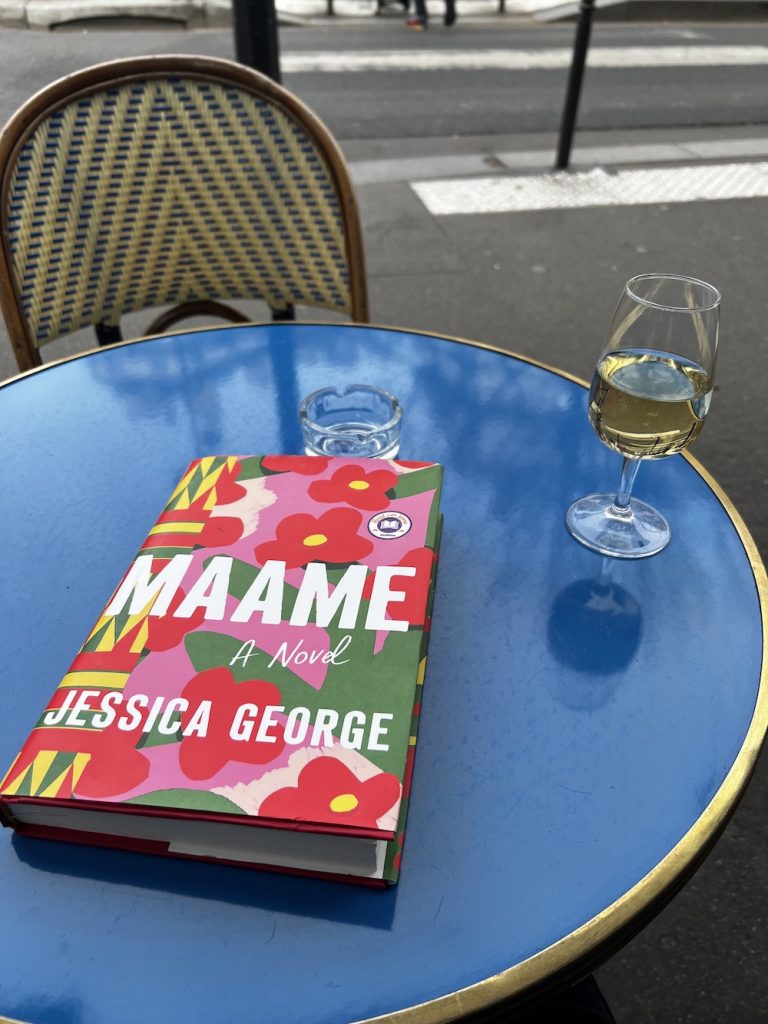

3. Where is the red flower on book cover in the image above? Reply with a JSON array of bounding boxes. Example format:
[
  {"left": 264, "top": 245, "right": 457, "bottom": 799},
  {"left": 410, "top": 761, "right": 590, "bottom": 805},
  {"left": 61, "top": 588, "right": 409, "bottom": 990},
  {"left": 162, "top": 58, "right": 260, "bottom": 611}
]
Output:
[
  {"left": 254, "top": 508, "right": 373, "bottom": 569},
  {"left": 308, "top": 465, "right": 397, "bottom": 512},
  {"left": 143, "top": 587, "right": 208, "bottom": 653},
  {"left": 213, "top": 463, "right": 248, "bottom": 505},
  {"left": 196, "top": 515, "right": 246, "bottom": 549},
  {"left": 75, "top": 727, "right": 151, "bottom": 799},
  {"left": 262, "top": 455, "right": 330, "bottom": 476},
  {"left": 178, "top": 667, "right": 286, "bottom": 780},
  {"left": 363, "top": 546, "right": 435, "bottom": 627},
  {"left": 258, "top": 756, "right": 400, "bottom": 828}
]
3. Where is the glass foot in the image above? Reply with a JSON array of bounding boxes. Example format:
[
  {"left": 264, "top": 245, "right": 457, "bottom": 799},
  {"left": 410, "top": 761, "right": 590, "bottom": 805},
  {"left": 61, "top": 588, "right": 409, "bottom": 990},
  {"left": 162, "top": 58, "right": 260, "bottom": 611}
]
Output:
[{"left": 566, "top": 493, "right": 670, "bottom": 559}]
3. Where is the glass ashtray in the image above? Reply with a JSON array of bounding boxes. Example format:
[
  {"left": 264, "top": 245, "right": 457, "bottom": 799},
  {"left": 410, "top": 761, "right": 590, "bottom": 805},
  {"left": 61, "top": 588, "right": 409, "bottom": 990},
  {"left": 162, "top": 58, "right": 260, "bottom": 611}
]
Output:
[{"left": 299, "top": 384, "right": 402, "bottom": 459}]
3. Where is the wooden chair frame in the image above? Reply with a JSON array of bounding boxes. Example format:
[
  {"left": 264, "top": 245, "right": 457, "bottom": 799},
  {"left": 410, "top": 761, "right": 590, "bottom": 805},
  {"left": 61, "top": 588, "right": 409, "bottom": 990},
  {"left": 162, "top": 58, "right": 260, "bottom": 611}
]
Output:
[{"left": 0, "top": 55, "right": 369, "bottom": 372}]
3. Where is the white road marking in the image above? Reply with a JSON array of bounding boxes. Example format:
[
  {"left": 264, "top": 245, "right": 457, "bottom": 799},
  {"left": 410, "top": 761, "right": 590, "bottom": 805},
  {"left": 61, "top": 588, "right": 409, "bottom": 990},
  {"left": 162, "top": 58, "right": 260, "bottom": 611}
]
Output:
[
  {"left": 277, "top": 0, "right": 508, "bottom": 13},
  {"left": 282, "top": 45, "right": 768, "bottom": 74},
  {"left": 411, "top": 162, "right": 768, "bottom": 215}
]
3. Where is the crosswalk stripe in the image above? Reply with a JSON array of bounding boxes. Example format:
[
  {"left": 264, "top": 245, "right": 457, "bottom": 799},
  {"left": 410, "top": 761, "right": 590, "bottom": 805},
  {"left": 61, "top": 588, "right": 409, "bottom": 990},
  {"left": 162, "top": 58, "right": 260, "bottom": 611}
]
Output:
[
  {"left": 277, "top": 0, "right": 505, "bottom": 11},
  {"left": 411, "top": 162, "right": 768, "bottom": 215},
  {"left": 282, "top": 45, "right": 768, "bottom": 73}
]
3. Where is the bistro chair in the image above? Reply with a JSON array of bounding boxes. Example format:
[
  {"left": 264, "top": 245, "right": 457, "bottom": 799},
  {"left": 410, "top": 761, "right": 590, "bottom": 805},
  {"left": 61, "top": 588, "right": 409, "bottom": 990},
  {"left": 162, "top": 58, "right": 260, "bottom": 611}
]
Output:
[{"left": 0, "top": 54, "right": 369, "bottom": 372}]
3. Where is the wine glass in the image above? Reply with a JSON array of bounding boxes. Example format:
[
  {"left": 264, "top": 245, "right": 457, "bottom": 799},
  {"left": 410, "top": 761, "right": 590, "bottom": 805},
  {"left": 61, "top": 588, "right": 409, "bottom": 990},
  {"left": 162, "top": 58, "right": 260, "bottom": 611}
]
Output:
[{"left": 566, "top": 273, "right": 720, "bottom": 558}]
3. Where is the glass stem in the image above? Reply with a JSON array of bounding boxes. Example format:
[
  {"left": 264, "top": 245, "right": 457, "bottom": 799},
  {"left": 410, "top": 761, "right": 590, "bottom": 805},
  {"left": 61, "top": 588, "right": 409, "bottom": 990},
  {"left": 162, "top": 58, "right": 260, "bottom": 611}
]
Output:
[
  {"left": 612, "top": 457, "right": 641, "bottom": 515},
  {"left": 597, "top": 556, "right": 613, "bottom": 586}
]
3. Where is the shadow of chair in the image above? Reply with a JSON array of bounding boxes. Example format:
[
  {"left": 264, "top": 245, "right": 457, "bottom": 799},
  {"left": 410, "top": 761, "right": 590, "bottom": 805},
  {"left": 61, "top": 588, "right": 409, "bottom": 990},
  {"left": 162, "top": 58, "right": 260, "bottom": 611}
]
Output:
[{"left": 0, "top": 54, "right": 369, "bottom": 373}]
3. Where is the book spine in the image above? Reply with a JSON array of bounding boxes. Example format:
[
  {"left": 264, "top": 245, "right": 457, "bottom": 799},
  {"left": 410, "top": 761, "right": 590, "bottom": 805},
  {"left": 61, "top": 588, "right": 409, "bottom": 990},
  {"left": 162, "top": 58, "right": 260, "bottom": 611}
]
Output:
[{"left": 382, "top": 512, "right": 444, "bottom": 884}]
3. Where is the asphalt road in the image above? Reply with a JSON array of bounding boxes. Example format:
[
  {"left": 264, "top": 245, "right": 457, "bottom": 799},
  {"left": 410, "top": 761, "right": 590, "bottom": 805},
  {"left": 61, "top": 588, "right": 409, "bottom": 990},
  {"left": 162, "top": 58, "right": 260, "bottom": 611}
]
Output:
[
  {"left": 1, "top": 20, "right": 768, "bottom": 134},
  {"left": 0, "top": 15, "right": 767, "bottom": 1024},
  {"left": 280, "top": 22, "right": 768, "bottom": 137}
]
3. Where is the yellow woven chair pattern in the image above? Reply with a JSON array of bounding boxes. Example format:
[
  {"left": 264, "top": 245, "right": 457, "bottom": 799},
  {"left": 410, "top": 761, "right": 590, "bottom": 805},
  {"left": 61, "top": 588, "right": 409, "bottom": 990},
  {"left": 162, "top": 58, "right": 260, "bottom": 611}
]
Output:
[{"left": 0, "top": 56, "right": 368, "bottom": 372}]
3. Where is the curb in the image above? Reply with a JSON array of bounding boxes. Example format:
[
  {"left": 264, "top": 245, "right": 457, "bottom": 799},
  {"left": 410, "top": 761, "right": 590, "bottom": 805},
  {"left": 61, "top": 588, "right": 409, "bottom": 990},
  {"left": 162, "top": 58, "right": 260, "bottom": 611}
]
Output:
[
  {"left": 0, "top": 0, "right": 306, "bottom": 29},
  {"left": 539, "top": 0, "right": 768, "bottom": 21},
  {"left": 1, "top": 0, "right": 766, "bottom": 29}
]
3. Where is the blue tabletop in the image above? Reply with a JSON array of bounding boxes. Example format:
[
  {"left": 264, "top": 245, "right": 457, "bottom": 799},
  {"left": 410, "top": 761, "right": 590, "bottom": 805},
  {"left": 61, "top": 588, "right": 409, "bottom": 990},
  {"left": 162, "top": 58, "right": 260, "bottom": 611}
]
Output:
[{"left": 0, "top": 323, "right": 765, "bottom": 1024}]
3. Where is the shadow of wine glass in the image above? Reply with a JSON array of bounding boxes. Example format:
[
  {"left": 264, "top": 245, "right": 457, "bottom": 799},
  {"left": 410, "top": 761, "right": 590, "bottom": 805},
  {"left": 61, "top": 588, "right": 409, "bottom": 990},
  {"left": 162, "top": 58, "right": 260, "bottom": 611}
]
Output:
[{"left": 546, "top": 567, "right": 643, "bottom": 711}]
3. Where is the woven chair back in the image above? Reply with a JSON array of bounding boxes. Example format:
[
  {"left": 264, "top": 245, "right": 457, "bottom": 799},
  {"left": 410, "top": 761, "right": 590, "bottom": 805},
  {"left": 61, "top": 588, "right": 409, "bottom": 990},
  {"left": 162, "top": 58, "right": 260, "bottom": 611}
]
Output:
[{"left": 0, "top": 55, "right": 368, "bottom": 372}]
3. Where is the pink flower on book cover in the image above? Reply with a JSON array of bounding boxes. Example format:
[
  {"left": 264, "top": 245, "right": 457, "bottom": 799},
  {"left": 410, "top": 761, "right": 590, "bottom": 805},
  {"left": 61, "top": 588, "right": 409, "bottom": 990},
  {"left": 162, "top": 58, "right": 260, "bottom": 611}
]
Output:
[
  {"left": 363, "top": 546, "right": 435, "bottom": 627},
  {"left": 308, "top": 464, "right": 397, "bottom": 511},
  {"left": 257, "top": 756, "right": 400, "bottom": 829},
  {"left": 178, "top": 667, "right": 286, "bottom": 780},
  {"left": 254, "top": 508, "right": 373, "bottom": 569},
  {"left": 262, "top": 455, "right": 330, "bottom": 476}
]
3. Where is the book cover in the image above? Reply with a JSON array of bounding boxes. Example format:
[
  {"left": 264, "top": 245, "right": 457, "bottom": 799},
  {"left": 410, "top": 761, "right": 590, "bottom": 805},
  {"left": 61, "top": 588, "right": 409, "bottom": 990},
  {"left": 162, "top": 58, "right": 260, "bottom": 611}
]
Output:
[{"left": 0, "top": 455, "right": 443, "bottom": 885}]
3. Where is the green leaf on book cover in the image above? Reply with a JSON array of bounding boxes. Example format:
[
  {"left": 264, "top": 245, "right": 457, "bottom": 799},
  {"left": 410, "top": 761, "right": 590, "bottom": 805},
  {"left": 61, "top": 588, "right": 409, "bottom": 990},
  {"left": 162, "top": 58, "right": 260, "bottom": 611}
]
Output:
[
  {"left": 320, "top": 624, "right": 424, "bottom": 775},
  {"left": 236, "top": 457, "right": 270, "bottom": 481},
  {"left": 388, "top": 465, "right": 443, "bottom": 501},
  {"left": 136, "top": 716, "right": 183, "bottom": 749},
  {"left": 126, "top": 788, "right": 246, "bottom": 814},
  {"left": 425, "top": 496, "right": 442, "bottom": 551}
]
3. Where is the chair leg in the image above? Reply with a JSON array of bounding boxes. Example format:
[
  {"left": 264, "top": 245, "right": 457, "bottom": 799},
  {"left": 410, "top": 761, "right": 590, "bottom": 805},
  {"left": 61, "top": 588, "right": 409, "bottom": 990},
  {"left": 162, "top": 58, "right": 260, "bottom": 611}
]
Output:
[
  {"left": 95, "top": 322, "right": 123, "bottom": 346},
  {"left": 272, "top": 305, "right": 296, "bottom": 322}
]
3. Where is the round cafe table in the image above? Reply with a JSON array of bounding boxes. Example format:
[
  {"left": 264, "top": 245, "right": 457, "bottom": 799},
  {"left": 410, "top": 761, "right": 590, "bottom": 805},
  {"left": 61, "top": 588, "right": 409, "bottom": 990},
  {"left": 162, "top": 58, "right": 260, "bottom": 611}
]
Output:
[{"left": 0, "top": 323, "right": 765, "bottom": 1024}]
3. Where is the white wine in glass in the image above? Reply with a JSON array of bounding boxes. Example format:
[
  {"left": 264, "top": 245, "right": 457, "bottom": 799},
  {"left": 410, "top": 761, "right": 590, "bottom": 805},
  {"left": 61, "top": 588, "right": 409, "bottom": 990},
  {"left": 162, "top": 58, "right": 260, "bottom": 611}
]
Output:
[{"left": 566, "top": 274, "right": 720, "bottom": 558}]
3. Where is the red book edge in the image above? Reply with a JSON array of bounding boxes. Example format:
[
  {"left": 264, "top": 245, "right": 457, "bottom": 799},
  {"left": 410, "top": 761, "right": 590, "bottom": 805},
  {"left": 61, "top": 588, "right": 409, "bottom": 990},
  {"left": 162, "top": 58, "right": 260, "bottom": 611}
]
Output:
[{"left": 0, "top": 795, "right": 392, "bottom": 842}]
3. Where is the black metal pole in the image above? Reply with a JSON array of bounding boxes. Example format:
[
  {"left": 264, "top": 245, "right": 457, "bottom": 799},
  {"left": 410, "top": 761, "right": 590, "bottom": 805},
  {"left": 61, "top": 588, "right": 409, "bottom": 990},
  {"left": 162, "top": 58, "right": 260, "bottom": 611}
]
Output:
[
  {"left": 232, "top": 0, "right": 281, "bottom": 83},
  {"left": 555, "top": 0, "right": 595, "bottom": 171}
]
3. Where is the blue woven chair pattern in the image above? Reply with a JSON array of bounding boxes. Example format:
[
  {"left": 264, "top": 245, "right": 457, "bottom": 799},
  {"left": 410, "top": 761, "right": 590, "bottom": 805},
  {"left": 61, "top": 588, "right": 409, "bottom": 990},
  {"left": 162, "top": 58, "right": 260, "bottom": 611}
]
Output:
[{"left": 0, "top": 58, "right": 368, "bottom": 370}]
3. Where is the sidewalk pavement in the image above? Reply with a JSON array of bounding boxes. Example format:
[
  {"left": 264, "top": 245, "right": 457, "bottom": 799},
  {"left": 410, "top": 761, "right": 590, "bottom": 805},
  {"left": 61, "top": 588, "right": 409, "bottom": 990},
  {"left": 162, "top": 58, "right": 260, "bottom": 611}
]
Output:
[
  {"left": 2, "top": 0, "right": 767, "bottom": 29},
  {"left": 0, "top": 0, "right": 543, "bottom": 30}
]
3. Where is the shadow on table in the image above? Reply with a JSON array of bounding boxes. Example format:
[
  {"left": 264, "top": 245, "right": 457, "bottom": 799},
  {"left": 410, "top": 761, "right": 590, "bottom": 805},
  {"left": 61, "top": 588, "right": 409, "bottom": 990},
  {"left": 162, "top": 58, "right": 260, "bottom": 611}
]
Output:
[
  {"left": 11, "top": 834, "right": 397, "bottom": 929},
  {"left": 3, "top": 994, "right": 84, "bottom": 1024},
  {"left": 546, "top": 570, "right": 643, "bottom": 711}
]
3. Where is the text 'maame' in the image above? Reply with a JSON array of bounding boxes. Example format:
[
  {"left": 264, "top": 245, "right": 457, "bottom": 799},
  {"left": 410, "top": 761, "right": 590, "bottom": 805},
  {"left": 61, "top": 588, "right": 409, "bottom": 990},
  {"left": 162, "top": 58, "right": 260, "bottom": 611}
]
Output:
[{"left": 106, "top": 555, "right": 418, "bottom": 632}]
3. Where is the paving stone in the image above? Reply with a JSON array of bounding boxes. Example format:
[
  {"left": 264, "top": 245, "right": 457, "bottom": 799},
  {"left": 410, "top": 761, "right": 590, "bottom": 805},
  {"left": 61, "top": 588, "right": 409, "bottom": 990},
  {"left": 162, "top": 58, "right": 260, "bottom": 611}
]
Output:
[
  {"left": 26, "top": 0, "right": 202, "bottom": 27},
  {"left": 0, "top": 0, "right": 25, "bottom": 24}
]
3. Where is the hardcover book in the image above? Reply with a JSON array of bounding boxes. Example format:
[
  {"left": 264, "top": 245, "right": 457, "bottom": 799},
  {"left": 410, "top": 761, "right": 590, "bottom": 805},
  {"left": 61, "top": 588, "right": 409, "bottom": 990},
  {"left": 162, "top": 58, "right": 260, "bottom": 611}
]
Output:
[{"left": 0, "top": 455, "right": 443, "bottom": 885}]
